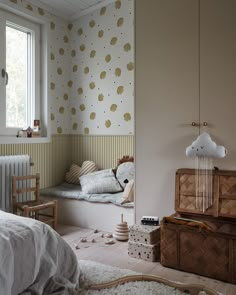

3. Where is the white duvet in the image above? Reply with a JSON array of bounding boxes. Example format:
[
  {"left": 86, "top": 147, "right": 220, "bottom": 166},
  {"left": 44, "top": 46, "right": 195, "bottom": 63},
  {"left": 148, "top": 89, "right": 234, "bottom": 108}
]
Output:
[{"left": 0, "top": 211, "right": 79, "bottom": 295}]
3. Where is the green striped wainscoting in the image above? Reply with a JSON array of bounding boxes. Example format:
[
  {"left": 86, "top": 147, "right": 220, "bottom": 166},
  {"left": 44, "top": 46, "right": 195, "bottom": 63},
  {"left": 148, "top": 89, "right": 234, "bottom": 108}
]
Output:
[
  {"left": 0, "top": 135, "right": 134, "bottom": 188},
  {"left": 71, "top": 135, "right": 134, "bottom": 169}
]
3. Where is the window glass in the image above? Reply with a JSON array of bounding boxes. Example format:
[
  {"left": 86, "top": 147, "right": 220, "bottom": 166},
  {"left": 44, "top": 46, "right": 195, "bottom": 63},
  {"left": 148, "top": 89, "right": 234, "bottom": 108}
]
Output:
[
  {"left": 0, "top": 9, "right": 44, "bottom": 141},
  {"left": 6, "top": 25, "right": 28, "bottom": 128}
]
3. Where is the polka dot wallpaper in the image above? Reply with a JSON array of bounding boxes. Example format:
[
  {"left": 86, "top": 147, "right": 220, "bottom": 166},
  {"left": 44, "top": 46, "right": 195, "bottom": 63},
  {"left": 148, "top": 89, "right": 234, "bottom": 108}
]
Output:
[
  {"left": 70, "top": 0, "right": 134, "bottom": 135},
  {"left": 6, "top": 0, "right": 134, "bottom": 135}
]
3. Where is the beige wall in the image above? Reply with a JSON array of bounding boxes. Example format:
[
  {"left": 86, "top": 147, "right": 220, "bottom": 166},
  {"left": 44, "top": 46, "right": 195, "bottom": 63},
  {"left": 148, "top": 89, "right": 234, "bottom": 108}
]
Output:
[{"left": 135, "top": 0, "right": 236, "bottom": 222}]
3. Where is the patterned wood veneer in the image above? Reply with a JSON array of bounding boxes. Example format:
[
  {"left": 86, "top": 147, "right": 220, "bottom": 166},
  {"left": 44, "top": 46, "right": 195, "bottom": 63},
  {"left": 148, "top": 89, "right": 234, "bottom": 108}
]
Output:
[{"left": 175, "top": 169, "right": 236, "bottom": 218}]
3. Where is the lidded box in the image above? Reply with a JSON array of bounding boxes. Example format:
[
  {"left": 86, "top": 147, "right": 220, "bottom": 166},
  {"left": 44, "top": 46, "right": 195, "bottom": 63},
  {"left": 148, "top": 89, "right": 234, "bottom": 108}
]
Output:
[
  {"left": 175, "top": 168, "right": 236, "bottom": 218},
  {"left": 128, "top": 240, "right": 160, "bottom": 262},
  {"left": 129, "top": 224, "right": 160, "bottom": 245}
]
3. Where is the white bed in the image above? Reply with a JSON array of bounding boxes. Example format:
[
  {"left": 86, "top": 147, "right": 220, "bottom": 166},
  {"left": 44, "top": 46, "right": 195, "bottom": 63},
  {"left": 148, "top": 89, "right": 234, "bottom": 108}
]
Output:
[{"left": 0, "top": 211, "right": 79, "bottom": 295}]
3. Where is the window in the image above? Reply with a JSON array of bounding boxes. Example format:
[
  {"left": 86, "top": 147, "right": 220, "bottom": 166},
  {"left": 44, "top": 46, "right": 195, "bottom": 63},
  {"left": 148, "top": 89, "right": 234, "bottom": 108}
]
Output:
[{"left": 0, "top": 9, "right": 40, "bottom": 136}]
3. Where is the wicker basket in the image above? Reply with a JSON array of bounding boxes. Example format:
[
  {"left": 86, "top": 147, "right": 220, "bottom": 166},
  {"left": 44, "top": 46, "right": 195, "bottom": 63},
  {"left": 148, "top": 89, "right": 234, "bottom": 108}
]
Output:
[
  {"left": 160, "top": 214, "right": 236, "bottom": 283},
  {"left": 175, "top": 168, "right": 236, "bottom": 218}
]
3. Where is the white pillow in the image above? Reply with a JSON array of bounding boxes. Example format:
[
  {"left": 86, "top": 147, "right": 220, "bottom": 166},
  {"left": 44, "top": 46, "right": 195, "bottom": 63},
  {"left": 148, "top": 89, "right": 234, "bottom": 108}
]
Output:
[
  {"left": 121, "top": 179, "right": 134, "bottom": 204},
  {"left": 80, "top": 169, "right": 123, "bottom": 194},
  {"left": 116, "top": 162, "right": 135, "bottom": 189}
]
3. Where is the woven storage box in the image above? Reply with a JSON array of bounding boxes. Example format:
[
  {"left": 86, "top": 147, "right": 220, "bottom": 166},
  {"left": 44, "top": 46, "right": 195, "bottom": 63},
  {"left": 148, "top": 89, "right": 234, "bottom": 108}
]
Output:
[
  {"left": 175, "top": 168, "right": 236, "bottom": 218},
  {"left": 160, "top": 214, "right": 236, "bottom": 283},
  {"left": 128, "top": 240, "right": 160, "bottom": 262},
  {"left": 129, "top": 224, "right": 160, "bottom": 245}
]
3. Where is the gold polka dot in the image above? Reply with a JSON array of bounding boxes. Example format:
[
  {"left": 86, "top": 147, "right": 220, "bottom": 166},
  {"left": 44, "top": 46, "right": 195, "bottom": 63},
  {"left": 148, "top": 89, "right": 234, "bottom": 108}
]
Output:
[
  {"left": 124, "top": 113, "right": 131, "bottom": 121},
  {"left": 100, "top": 7, "right": 106, "bottom": 15},
  {"left": 84, "top": 67, "right": 89, "bottom": 74},
  {"left": 110, "top": 37, "right": 118, "bottom": 45},
  {"left": 73, "top": 65, "right": 78, "bottom": 72},
  {"left": 73, "top": 123, "right": 78, "bottom": 130},
  {"left": 50, "top": 53, "right": 55, "bottom": 60},
  {"left": 59, "top": 106, "right": 64, "bottom": 114},
  {"left": 100, "top": 71, "right": 106, "bottom": 79},
  {"left": 50, "top": 22, "right": 55, "bottom": 30},
  {"left": 124, "top": 43, "right": 131, "bottom": 52},
  {"left": 80, "top": 104, "right": 86, "bottom": 111},
  {"left": 26, "top": 4, "right": 33, "bottom": 11},
  {"left": 84, "top": 127, "right": 90, "bottom": 134},
  {"left": 89, "top": 82, "right": 96, "bottom": 90},
  {"left": 77, "top": 88, "right": 83, "bottom": 95},
  {"left": 117, "top": 17, "right": 124, "bottom": 27},
  {"left": 105, "top": 54, "right": 111, "bottom": 63},
  {"left": 89, "top": 20, "right": 96, "bottom": 28},
  {"left": 80, "top": 44, "right": 85, "bottom": 51},
  {"left": 64, "top": 35, "right": 69, "bottom": 43},
  {"left": 64, "top": 93, "right": 68, "bottom": 100},
  {"left": 71, "top": 108, "right": 76, "bottom": 115},
  {"left": 115, "top": 0, "right": 121, "bottom": 9},
  {"left": 51, "top": 113, "right": 55, "bottom": 120},
  {"left": 115, "top": 68, "right": 121, "bottom": 77},
  {"left": 105, "top": 120, "right": 111, "bottom": 128},
  {"left": 68, "top": 80, "right": 73, "bottom": 87},
  {"left": 90, "top": 112, "right": 96, "bottom": 120},
  {"left": 98, "top": 30, "right": 104, "bottom": 38},
  {"left": 57, "top": 127, "right": 63, "bottom": 134},
  {"left": 38, "top": 8, "right": 44, "bottom": 15},
  {"left": 50, "top": 82, "right": 55, "bottom": 90},
  {"left": 117, "top": 86, "right": 124, "bottom": 95},
  {"left": 71, "top": 50, "right": 76, "bottom": 57},
  {"left": 127, "top": 62, "right": 134, "bottom": 71},
  {"left": 68, "top": 24, "right": 73, "bottom": 31},
  {"left": 110, "top": 104, "right": 117, "bottom": 112},
  {"left": 57, "top": 68, "right": 63, "bottom": 75},
  {"left": 78, "top": 28, "right": 83, "bottom": 35},
  {"left": 90, "top": 50, "right": 96, "bottom": 58},
  {"left": 59, "top": 48, "right": 64, "bottom": 55},
  {"left": 98, "top": 94, "right": 104, "bottom": 101}
]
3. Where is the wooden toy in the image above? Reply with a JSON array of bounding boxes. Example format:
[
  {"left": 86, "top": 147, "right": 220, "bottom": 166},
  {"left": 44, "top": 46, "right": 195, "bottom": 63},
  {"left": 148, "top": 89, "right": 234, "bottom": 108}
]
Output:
[{"left": 114, "top": 214, "right": 129, "bottom": 241}]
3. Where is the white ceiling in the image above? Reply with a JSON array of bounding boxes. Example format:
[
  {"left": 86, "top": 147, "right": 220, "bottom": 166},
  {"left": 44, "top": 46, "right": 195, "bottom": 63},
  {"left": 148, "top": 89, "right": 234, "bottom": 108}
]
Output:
[{"left": 28, "top": 0, "right": 115, "bottom": 21}]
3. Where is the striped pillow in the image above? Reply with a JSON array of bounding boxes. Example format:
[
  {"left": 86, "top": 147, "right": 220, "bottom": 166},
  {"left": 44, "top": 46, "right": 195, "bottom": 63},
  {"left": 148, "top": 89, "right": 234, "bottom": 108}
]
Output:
[
  {"left": 65, "top": 164, "right": 81, "bottom": 184},
  {"left": 79, "top": 160, "right": 98, "bottom": 177}
]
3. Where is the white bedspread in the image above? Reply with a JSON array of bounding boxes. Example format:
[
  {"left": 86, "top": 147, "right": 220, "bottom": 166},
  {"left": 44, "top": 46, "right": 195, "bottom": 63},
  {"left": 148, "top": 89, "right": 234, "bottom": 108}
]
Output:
[{"left": 0, "top": 211, "right": 79, "bottom": 295}]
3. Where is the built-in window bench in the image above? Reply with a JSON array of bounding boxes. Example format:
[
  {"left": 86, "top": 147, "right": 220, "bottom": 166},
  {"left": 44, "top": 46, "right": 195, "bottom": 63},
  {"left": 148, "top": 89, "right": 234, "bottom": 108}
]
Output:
[{"left": 40, "top": 182, "right": 134, "bottom": 232}]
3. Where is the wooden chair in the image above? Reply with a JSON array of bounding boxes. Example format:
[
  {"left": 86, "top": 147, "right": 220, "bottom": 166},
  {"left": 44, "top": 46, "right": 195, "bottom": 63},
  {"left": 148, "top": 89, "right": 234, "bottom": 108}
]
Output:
[{"left": 12, "top": 173, "right": 58, "bottom": 229}]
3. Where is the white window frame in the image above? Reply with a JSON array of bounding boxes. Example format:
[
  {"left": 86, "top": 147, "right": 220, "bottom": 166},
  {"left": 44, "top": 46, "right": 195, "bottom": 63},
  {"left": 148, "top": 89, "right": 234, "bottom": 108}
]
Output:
[{"left": 0, "top": 8, "right": 49, "bottom": 143}]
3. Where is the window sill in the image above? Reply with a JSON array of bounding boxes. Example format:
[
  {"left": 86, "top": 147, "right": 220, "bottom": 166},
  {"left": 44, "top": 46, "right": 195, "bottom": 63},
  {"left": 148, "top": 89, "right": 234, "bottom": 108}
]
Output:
[{"left": 0, "top": 136, "right": 51, "bottom": 144}]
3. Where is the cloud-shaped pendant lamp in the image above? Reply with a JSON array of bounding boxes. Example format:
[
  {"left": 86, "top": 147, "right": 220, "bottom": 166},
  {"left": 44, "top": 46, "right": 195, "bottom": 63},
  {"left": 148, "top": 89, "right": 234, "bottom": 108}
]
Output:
[{"left": 186, "top": 132, "right": 226, "bottom": 158}]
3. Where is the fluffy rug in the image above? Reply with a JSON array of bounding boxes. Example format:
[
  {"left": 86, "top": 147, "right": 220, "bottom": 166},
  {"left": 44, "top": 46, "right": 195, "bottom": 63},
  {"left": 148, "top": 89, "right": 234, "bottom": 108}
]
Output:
[{"left": 77, "top": 260, "right": 209, "bottom": 295}]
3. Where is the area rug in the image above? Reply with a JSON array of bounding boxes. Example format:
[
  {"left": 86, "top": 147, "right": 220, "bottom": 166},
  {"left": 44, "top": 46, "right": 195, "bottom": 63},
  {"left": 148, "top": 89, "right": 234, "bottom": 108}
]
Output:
[{"left": 77, "top": 260, "right": 218, "bottom": 295}]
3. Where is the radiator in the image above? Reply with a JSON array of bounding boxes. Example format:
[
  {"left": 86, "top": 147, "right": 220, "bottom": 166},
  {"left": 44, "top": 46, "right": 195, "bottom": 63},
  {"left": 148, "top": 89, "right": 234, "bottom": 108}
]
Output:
[{"left": 0, "top": 155, "right": 32, "bottom": 212}]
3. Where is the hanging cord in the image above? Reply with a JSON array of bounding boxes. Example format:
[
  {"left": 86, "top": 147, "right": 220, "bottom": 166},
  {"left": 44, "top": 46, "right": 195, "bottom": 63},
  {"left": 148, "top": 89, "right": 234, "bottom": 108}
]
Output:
[{"left": 198, "top": 0, "right": 201, "bottom": 136}]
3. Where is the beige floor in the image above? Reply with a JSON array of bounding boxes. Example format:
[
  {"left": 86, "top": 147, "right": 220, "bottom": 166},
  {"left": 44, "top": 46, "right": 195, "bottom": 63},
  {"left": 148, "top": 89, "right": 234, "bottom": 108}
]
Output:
[{"left": 58, "top": 225, "right": 236, "bottom": 295}]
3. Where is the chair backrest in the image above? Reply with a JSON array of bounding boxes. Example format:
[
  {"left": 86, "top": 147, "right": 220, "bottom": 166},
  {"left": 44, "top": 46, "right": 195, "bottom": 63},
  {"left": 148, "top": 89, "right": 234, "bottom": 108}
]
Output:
[{"left": 12, "top": 173, "right": 40, "bottom": 208}]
